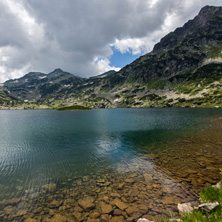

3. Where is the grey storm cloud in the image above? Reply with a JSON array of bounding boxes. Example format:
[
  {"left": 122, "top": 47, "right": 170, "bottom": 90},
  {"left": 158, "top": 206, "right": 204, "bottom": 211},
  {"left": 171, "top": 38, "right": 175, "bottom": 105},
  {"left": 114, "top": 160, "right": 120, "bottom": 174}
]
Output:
[{"left": 0, "top": 0, "right": 221, "bottom": 82}]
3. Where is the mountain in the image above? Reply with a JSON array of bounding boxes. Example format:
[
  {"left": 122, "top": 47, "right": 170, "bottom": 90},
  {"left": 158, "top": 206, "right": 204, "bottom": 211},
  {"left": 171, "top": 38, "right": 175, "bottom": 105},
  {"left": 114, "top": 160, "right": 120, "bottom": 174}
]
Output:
[
  {"left": 3, "top": 69, "right": 85, "bottom": 102},
  {"left": 1, "top": 5, "right": 222, "bottom": 109}
]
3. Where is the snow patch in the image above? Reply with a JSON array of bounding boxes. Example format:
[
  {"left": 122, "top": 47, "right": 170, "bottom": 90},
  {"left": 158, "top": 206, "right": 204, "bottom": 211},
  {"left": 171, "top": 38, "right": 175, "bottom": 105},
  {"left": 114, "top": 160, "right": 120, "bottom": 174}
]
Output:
[
  {"left": 39, "top": 76, "right": 46, "bottom": 79},
  {"left": 203, "top": 57, "right": 222, "bottom": 65},
  {"left": 64, "top": 84, "right": 71, "bottom": 88},
  {"left": 98, "top": 74, "right": 107, "bottom": 78}
]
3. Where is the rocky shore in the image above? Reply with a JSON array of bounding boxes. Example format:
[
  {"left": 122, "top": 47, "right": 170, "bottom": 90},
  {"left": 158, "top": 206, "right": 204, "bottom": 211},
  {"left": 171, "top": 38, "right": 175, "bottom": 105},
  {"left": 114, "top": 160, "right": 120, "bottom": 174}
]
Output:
[{"left": 0, "top": 168, "right": 200, "bottom": 222}]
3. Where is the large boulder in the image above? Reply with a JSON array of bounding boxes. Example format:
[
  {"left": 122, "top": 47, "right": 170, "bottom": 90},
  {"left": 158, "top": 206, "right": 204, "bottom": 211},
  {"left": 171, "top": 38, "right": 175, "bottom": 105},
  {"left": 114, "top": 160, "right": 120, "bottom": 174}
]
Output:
[{"left": 78, "top": 196, "right": 95, "bottom": 211}]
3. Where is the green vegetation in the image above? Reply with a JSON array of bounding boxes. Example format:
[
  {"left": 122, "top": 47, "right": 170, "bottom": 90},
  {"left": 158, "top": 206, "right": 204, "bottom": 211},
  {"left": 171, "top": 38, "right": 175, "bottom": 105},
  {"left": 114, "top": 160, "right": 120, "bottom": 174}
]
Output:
[
  {"left": 181, "top": 209, "right": 222, "bottom": 222},
  {"left": 153, "top": 169, "right": 222, "bottom": 222},
  {"left": 57, "top": 105, "right": 92, "bottom": 111},
  {"left": 206, "top": 45, "right": 222, "bottom": 58},
  {"left": 145, "top": 80, "right": 168, "bottom": 90},
  {"left": 181, "top": 168, "right": 222, "bottom": 221},
  {"left": 141, "top": 94, "right": 163, "bottom": 101},
  {"left": 200, "top": 186, "right": 222, "bottom": 203},
  {"left": 170, "top": 64, "right": 222, "bottom": 95},
  {"left": 200, "top": 168, "right": 222, "bottom": 204},
  {"left": 0, "top": 88, "right": 12, "bottom": 103}
]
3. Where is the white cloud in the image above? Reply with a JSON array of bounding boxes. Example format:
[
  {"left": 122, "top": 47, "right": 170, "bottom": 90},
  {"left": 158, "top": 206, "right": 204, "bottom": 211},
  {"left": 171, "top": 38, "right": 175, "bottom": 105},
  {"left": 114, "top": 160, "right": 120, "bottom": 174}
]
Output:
[
  {"left": 94, "top": 58, "right": 121, "bottom": 74},
  {"left": 110, "top": 10, "right": 183, "bottom": 56},
  {"left": 111, "top": 38, "right": 147, "bottom": 55},
  {"left": 5, "top": 0, "right": 44, "bottom": 38}
]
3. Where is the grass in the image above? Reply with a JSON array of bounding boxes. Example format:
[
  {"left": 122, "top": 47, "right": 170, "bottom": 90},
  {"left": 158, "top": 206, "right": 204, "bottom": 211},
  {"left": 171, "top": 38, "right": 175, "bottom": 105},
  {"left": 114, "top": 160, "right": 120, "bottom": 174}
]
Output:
[
  {"left": 57, "top": 105, "right": 91, "bottom": 111},
  {"left": 150, "top": 169, "right": 222, "bottom": 222},
  {"left": 200, "top": 186, "right": 222, "bottom": 203},
  {"left": 181, "top": 208, "right": 222, "bottom": 222},
  {"left": 207, "top": 45, "right": 222, "bottom": 59},
  {"left": 180, "top": 169, "right": 222, "bottom": 222},
  {"left": 145, "top": 80, "right": 168, "bottom": 90}
]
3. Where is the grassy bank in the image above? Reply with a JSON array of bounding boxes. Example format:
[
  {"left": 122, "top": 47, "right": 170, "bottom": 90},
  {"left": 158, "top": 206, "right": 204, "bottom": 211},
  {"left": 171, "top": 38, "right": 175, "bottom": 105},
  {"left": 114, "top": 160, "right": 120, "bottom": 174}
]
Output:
[
  {"left": 57, "top": 105, "right": 92, "bottom": 111},
  {"left": 157, "top": 169, "right": 222, "bottom": 222}
]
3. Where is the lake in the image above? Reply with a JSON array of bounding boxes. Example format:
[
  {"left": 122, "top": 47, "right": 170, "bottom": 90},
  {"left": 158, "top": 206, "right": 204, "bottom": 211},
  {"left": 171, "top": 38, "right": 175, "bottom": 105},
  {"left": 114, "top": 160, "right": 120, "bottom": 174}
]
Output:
[{"left": 0, "top": 108, "right": 222, "bottom": 221}]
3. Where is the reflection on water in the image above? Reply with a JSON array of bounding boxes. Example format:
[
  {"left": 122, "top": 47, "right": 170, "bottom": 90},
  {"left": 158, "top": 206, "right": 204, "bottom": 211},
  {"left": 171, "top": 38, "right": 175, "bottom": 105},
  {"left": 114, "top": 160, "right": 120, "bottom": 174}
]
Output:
[{"left": 0, "top": 108, "right": 221, "bottom": 221}]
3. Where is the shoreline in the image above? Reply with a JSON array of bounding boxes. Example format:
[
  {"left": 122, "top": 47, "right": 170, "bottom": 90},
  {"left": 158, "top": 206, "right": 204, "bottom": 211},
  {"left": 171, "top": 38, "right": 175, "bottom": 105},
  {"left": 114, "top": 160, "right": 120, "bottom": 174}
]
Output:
[{"left": 0, "top": 106, "right": 222, "bottom": 110}]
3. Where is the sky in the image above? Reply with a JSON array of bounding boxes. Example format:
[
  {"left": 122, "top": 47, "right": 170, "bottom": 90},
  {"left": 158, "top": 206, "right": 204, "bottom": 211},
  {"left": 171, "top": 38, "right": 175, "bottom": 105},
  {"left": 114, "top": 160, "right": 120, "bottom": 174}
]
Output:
[{"left": 0, "top": 0, "right": 221, "bottom": 83}]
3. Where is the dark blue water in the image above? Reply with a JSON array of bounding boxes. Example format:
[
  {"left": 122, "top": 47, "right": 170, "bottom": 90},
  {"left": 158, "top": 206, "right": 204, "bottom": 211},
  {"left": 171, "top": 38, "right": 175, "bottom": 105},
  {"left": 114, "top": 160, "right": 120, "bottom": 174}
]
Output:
[{"left": 0, "top": 108, "right": 221, "bottom": 200}]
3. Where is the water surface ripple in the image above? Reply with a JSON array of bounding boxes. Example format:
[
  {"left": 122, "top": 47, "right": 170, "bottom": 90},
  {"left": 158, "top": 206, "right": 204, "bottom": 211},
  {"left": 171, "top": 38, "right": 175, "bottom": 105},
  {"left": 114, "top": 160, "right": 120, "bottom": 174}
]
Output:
[{"left": 0, "top": 108, "right": 222, "bottom": 221}]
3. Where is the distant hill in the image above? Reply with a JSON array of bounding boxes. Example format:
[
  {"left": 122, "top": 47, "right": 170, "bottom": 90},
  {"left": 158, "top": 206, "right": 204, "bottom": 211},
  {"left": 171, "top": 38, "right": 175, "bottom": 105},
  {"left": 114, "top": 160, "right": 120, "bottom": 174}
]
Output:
[
  {"left": 2, "top": 5, "right": 222, "bottom": 109},
  {"left": 3, "top": 69, "right": 84, "bottom": 102}
]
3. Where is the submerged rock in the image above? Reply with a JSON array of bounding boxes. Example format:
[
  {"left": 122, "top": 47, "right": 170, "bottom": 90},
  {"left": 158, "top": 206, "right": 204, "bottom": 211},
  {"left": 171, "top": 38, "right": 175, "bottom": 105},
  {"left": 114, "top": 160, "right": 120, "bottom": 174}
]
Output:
[
  {"left": 48, "top": 200, "right": 62, "bottom": 208},
  {"left": 15, "top": 209, "right": 28, "bottom": 217},
  {"left": 73, "top": 211, "right": 82, "bottom": 221},
  {"left": 110, "top": 216, "right": 125, "bottom": 222},
  {"left": 51, "top": 214, "right": 71, "bottom": 222},
  {"left": 117, "top": 183, "right": 125, "bottom": 190},
  {"left": 111, "top": 198, "right": 128, "bottom": 210},
  {"left": 138, "top": 204, "right": 149, "bottom": 214},
  {"left": 125, "top": 178, "right": 135, "bottom": 183},
  {"left": 78, "top": 196, "right": 95, "bottom": 211},
  {"left": 23, "top": 218, "right": 38, "bottom": 222},
  {"left": 42, "top": 183, "right": 57, "bottom": 192},
  {"left": 100, "top": 214, "right": 110, "bottom": 222},
  {"left": 113, "top": 208, "right": 122, "bottom": 216},
  {"left": 126, "top": 206, "right": 139, "bottom": 216},
  {"left": 3, "top": 206, "right": 15, "bottom": 215},
  {"left": 99, "top": 202, "right": 113, "bottom": 214}
]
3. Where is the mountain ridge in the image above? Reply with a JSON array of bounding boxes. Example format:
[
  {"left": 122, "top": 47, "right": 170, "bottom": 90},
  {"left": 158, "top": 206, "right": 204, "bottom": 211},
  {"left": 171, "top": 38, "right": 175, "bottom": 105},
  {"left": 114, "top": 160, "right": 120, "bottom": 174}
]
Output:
[{"left": 1, "top": 5, "right": 222, "bottom": 109}]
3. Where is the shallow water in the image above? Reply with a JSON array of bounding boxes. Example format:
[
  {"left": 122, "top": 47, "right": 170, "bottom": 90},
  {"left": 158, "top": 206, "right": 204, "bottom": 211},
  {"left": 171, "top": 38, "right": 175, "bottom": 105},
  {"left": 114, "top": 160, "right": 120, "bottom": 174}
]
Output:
[{"left": 0, "top": 108, "right": 221, "bottom": 221}]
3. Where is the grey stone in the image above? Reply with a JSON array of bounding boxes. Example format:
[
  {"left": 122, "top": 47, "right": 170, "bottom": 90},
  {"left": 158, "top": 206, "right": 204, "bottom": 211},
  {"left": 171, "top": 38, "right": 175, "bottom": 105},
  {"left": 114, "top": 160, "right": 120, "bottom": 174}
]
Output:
[
  {"left": 198, "top": 202, "right": 219, "bottom": 212},
  {"left": 212, "top": 182, "right": 221, "bottom": 189},
  {"left": 177, "top": 203, "right": 193, "bottom": 214},
  {"left": 137, "top": 218, "right": 153, "bottom": 222}
]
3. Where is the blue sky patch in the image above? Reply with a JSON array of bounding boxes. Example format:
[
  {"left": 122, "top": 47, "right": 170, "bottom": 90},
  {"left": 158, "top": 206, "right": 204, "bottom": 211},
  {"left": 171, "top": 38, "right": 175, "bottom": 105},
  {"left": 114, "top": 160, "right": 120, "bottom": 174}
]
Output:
[{"left": 109, "top": 46, "right": 142, "bottom": 68}]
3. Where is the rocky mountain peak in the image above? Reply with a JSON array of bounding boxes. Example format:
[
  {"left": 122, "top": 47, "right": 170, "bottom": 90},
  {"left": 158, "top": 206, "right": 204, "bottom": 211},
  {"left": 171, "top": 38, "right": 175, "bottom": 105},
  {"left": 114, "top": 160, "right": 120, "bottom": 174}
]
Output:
[
  {"left": 153, "top": 5, "right": 222, "bottom": 52},
  {"left": 51, "top": 68, "right": 63, "bottom": 73},
  {"left": 192, "top": 5, "right": 222, "bottom": 28}
]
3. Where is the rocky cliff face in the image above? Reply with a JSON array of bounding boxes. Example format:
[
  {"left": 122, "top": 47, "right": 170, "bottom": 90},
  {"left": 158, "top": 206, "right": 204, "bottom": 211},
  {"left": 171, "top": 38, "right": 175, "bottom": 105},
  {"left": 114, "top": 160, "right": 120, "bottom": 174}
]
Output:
[
  {"left": 117, "top": 5, "right": 222, "bottom": 82},
  {"left": 153, "top": 6, "right": 222, "bottom": 52},
  {"left": 2, "top": 6, "right": 222, "bottom": 109}
]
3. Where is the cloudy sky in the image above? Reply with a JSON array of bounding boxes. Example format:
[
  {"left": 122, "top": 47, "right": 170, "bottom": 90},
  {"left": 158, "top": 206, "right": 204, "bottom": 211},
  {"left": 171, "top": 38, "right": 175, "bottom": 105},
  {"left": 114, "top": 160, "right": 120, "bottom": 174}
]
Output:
[{"left": 0, "top": 0, "right": 221, "bottom": 82}]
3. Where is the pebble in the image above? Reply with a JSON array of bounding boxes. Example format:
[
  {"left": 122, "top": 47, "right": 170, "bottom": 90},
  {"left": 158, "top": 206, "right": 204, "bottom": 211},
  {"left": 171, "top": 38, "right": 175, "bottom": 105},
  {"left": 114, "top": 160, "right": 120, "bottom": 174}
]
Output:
[{"left": 1, "top": 148, "right": 220, "bottom": 222}]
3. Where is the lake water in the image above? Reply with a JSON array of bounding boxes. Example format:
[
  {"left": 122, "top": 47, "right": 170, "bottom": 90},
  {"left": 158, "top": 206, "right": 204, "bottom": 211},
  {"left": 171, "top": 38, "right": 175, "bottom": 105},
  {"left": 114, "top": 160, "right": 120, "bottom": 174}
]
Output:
[{"left": 0, "top": 108, "right": 222, "bottom": 221}]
